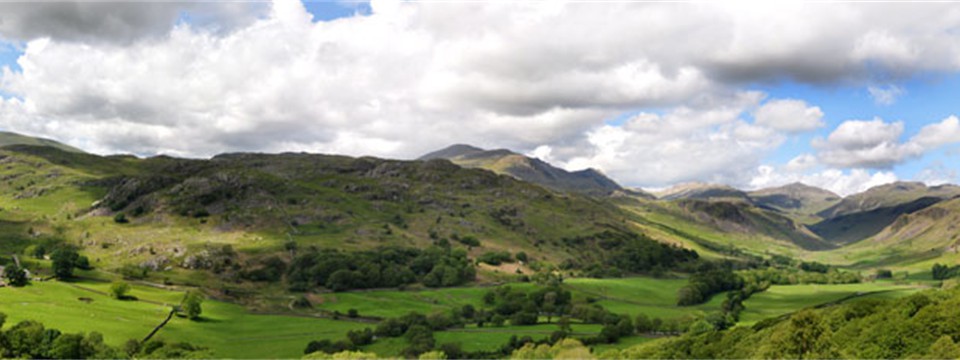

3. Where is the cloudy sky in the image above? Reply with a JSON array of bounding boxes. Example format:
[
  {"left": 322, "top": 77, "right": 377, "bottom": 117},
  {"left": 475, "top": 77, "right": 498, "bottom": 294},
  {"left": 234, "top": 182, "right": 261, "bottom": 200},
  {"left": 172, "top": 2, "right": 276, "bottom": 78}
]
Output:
[{"left": 2, "top": 1, "right": 960, "bottom": 196}]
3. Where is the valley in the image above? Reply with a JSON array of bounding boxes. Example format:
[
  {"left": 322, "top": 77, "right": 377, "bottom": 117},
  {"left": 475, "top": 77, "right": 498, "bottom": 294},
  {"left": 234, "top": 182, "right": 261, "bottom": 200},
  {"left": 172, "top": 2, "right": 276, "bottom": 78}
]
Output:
[{"left": 0, "top": 137, "right": 958, "bottom": 359}]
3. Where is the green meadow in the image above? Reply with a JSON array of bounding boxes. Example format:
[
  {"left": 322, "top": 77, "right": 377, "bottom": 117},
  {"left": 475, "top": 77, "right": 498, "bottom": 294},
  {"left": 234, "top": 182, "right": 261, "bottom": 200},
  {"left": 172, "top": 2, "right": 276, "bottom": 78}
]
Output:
[
  {"left": 738, "top": 282, "right": 923, "bottom": 325},
  {"left": 0, "top": 281, "right": 368, "bottom": 359},
  {"left": 563, "top": 277, "right": 725, "bottom": 319}
]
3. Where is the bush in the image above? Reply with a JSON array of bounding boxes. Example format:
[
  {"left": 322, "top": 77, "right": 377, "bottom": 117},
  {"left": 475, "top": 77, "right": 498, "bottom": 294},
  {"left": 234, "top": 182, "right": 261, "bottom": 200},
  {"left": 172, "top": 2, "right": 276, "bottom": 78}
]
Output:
[
  {"left": 51, "top": 247, "right": 80, "bottom": 279},
  {"left": 114, "top": 213, "right": 129, "bottom": 224},
  {"left": 181, "top": 291, "right": 204, "bottom": 320},
  {"left": 875, "top": 269, "right": 894, "bottom": 279},
  {"left": 477, "top": 251, "right": 513, "bottom": 266},
  {"left": 110, "top": 281, "right": 131, "bottom": 300},
  {"left": 3, "top": 264, "right": 29, "bottom": 287}
]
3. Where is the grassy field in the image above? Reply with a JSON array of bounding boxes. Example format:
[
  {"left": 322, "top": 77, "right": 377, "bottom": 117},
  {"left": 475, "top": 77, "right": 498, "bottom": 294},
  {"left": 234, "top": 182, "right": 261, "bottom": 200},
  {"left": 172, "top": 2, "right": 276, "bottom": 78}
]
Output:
[
  {"left": 0, "top": 280, "right": 368, "bottom": 358},
  {"left": 311, "top": 284, "right": 535, "bottom": 318},
  {"left": 361, "top": 323, "right": 604, "bottom": 356},
  {"left": 738, "top": 282, "right": 923, "bottom": 325},
  {"left": 564, "top": 277, "right": 725, "bottom": 319}
]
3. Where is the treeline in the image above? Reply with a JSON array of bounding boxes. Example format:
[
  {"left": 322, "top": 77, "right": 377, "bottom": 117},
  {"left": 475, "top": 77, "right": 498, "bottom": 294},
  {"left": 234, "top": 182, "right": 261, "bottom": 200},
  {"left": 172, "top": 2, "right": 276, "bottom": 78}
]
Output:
[
  {"left": 0, "top": 314, "right": 207, "bottom": 359},
  {"left": 622, "top": 288, "right": 960, "bottom": 359},
  {"left": 304, "top": 284, "right": 657, "bottom": 358},
  {"left": 738, "top": 267, "right": 861, "bottom": 286},
  {"left": 285, "top": 246, "right": 475, "bottom": 291},
  {"left": 560, "top": 230, "right": 699, "bottom": 278},
  {"left": 932, "top": 263, "right": 960, "bottom": 280},
  {"left": 677, "top": 267, "right": 743, "bottom": 306}
]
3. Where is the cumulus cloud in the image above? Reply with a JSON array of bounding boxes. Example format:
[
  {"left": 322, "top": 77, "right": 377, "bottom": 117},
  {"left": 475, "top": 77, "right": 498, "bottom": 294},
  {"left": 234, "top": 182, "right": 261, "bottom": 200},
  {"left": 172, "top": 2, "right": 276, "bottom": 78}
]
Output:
[
  {"left": 0, "top": 2, "right": 266, "bottom": 43},
  {"left": 554, "top": 93, "right": 786, "bottom": 186},
  {"left": 2, "top": 1, "right": 960, "bottom": 188},
  {"left": 753, "top": 99, "right": 824, "bottom": 133},
  {"left": 815, "top": 116, "right": 960, "bottom": 169},
  {"left": 750, "top": 164, "right": 898, "bottom": 196},
  {"left": 910, "top": 115, "right": 960, "bottom": 148}
]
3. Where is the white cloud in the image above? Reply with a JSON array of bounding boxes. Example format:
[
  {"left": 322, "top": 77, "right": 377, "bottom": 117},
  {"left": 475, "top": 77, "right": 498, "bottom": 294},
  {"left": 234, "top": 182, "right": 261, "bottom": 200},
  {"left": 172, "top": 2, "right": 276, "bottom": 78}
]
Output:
[
  {"left": 556, "top": 94, "right": 784, "bottom": 187},
  {"left": 914, "top": 162, "right": 958, "bottom": 186},
  {"left": 814, "top": 116, "right": 960, "bottom": 169},
  {"left": 749, "top": 164, "right": 898, "bottom": 197},
  {"left": 0, "top": 2, "right": 266, "bottom": 44},
  {"left": 815, "top": 118, "right": 920, "bottom": 168},
  {"left": 2, "top": 1, "right": 960, "bottom": 189},
  {"left": 867, "top": 85, "right": 905, "bottom": 106},
  {"left": 753, "top": 99, "right": 824, "bottom": 133},
  {"left": 910, "top": 115, "right": 960, "bottom": 149}
]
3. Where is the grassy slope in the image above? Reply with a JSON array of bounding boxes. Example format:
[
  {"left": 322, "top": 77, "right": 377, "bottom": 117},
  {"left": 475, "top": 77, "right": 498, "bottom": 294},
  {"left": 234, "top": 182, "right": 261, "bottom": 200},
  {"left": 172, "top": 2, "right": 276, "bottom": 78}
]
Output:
[
  {"left": 563, "top": 277, "right": 726, "bottom": 319},
  {"left": 0, "top": 132, "right": 85, "bottom": 153},
  {"left": 618, "top": 199, "right": 805, "bottom": 259},
  {"left": 739, "top": 282, "right": 923, "bottom": 325},
  {"left": 806, "top": 198, "right": 960, "bottom": 273},
  {"left": 0, "top": 281, "right": 368, "bottom": 358}
]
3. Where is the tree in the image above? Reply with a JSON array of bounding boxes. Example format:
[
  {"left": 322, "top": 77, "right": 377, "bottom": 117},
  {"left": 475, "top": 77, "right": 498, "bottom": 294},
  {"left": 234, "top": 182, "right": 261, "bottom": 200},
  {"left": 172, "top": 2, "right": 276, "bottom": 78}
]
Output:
[
  {"left": 181, "top": 291, "right": 204, "bottom": 320},
  {"left": 4, "top": 263, "right": 29, "bottom": 287},
  {"left": 110, "top": 281, "right": 131, "bottom": 300},
  {"left": 635, "top": 314, "right": 653, "bottom": 333},
  {"left": 926, "top": 336, "right": 960, "bottom": 359},
  {"left": 51, "top": 248, "right": 80, "bottom": 279}
]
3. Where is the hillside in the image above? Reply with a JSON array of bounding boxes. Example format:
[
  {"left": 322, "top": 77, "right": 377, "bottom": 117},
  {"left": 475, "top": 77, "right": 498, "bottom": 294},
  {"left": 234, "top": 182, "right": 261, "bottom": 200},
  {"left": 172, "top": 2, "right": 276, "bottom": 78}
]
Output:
[
  {"left": 825, "top": 197, "right": 960, "bottom": 270},
  {"left": 748, "top": 182, "right": 841, "bottom": 223},
  {"left": 0, "top": 145, "right": 701, "bottom": 292},
  {"left": 655, "top": 183, "right": 752, "bottom": 202},
  {"left": 0, "top": 131, "right": 85, "bottom": 153},
  {"left": 807, "top": 182, "right": 960, "bottom": 246},
  {"left": 419, "top": 144, "right": 635, "bottom": 197},
  {"left": 817, "top": 182, "right": 960, "bottom": 219}
]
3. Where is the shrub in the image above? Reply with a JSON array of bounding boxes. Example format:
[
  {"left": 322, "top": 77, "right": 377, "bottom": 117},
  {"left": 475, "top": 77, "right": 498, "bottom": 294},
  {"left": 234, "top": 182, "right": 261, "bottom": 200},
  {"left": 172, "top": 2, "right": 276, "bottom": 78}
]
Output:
[
  {"left": 114, "top": 213, "right": 129, "bottom": 224},
  {"left": 3, "top": 264, "right": 28, "bottom": 287},
  {"left": 110, "top": 281, "right": 131, "bottom": 300}
]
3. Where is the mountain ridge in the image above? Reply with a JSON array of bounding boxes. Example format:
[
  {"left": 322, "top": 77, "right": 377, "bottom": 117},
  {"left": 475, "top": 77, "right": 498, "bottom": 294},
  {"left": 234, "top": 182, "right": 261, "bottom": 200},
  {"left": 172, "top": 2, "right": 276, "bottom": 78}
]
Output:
[{"left": 419, "top": 144, "right": 636, "bottom": 197}]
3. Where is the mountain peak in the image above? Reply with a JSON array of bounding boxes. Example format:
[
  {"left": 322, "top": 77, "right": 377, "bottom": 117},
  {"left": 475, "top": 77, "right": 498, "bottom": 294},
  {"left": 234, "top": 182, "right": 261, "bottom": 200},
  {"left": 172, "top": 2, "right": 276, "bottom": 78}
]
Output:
[
  {"left": 418, "top": 144, "right": 623, "bottom": 195},
  {"left": 418, "top": 144, "right": 486, "bottom": 160}
]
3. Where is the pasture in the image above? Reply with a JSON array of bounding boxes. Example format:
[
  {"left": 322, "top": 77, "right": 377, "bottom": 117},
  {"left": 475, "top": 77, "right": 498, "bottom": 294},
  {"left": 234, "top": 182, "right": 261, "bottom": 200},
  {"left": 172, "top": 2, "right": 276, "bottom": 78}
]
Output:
[
  {"left": 0, "top": 280, "right": 368, "bottom": 359},
  {"left": 739, "top": 282, "right": 922, "bottom": 325}
]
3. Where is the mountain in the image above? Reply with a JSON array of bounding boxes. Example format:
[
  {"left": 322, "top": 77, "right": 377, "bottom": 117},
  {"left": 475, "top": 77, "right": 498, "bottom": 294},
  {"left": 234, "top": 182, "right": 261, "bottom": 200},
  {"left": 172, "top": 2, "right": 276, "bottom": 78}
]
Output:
[
  {"left": 748, "top": 182, "right": 841, "bottom": 223},
  {"left": 0, "top": 131, "right": 85, "bottom": 153},
  {"left": 655, "top": 182, "right": 752, "bottom": 202},
  {"left": 419, "top": 144, "right": 635, "bottom": 196},
  {"left": 0, "top": 144, "right": 681, "bottom": 277},
  {"left": 809, "top": 182, "right": 960, "bottom": 246},
  {"left": 818, "top": 181, "right": 960, "bottom": 219}
]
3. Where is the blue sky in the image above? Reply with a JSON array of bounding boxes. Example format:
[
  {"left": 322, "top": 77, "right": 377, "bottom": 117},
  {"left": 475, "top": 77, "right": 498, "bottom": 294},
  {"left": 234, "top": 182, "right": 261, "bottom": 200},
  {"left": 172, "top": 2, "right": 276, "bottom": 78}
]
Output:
[{"left": 2, "top": 1, "right": 960, "bottom": 195}]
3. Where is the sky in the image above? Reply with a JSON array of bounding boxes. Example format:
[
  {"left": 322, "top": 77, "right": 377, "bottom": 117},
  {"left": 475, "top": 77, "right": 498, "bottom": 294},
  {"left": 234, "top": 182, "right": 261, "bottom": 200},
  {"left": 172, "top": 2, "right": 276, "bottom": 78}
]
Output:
[{"left": 1, "top": 1, "right": 960, "bottom": 196}]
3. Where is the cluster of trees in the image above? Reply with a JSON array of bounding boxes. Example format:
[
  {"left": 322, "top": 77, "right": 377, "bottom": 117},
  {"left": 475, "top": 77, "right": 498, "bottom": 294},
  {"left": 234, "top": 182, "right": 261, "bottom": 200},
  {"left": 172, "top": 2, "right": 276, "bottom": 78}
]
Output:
[
  {"left": 286, "top": 246, "right": 475, "bottom": 291},
  {"left": 307, "top": 311, "right": 465, "bottom": 358},
  {"left": 0, "top": 314, "right": 207, "bottom": 359},
  {"left": 560, "top": 231, "right": 699, "bottom": 277},
  {"left": 621, "top": 288, "right": 960, "bottom": 359},
  {"left": 677, "top": 267, "right": 743, "bottom": 306},
  {"left": 481, "top": 286, "right": 573, "bottom": 325},
  {"left": 738, "top": 267, "right": 861, "bottom": 286},
  {"left": 2, "top": 263, "right": 28, "bottom": 286},
  {"left": 932, "top": 263, "right": 960, "bottom": 280},
  {"left": 477, "top": 251, "right": 514, "bottom": 266}
]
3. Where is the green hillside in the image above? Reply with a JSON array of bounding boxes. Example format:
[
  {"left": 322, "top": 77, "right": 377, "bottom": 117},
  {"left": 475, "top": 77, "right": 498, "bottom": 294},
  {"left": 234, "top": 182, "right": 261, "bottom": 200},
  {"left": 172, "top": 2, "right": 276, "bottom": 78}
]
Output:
[{"left": 0, "top": 131, "right": 86, "bottom": 153}]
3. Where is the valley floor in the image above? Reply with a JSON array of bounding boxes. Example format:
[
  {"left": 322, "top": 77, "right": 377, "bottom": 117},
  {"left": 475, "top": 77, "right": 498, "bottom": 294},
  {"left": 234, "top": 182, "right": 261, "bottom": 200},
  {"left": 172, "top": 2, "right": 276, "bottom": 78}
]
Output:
[{"left": 0, "top": 274, "right": 930, "bottom": 358}]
